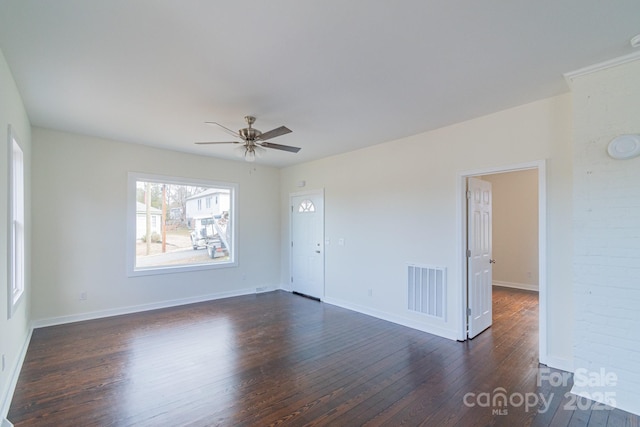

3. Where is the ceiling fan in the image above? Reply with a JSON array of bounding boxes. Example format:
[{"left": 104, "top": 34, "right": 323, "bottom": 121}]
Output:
[{"left": 196, "top": 116, "right": 301, "bottom": 162}]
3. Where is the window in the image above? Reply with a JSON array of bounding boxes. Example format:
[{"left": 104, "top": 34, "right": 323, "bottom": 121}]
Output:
[
  {"left": 206, "top": 197, "right": 211, "bottom": 209},
  {"left": 127, "top": 173, "right": 237, "bottom": 276},
  {"left": 298, "top": 199, "right": 316, "bottom": 212},
  {"left": 8, "top": 126, "right": 25, "bottom": 317}
]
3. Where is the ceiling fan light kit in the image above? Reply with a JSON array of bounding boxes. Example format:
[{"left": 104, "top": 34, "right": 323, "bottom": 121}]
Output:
[
  {"left": 245, "top": 147, "right": 257, "bottom": 162},
  {"left": 196, "top": 116, "right": 301, "bottom": 162},
  {"left": 236, "top": 144, "right": 265, "bottom": 162}
]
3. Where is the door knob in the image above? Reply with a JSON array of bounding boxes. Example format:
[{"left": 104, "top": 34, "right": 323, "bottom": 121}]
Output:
[{"left": 315, "top": 250, "right": 321, "bottom": 253}]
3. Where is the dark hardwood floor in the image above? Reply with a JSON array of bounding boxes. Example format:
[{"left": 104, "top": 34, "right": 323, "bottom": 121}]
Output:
[{"left": 7, "top": 287, "right": 640, "bottom": 426}]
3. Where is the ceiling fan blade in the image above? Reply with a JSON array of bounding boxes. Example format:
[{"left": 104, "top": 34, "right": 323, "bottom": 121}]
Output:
[
  {"left": 205, "top": 121, "right": 240, "bottom": 138},
  {"left": 260, "top": 141, "right": 301, "bottom": 153},
  {"left": 195, "top": 141, "right": 239, "bottom": 145},
  {"left": 257, "top": 126, "right": 292, "bottom": 141}
]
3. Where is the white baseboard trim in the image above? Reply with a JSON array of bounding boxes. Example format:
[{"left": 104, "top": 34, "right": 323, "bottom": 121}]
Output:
[
  {"left": 279, "top": 285, "right": 293, "bottom": 293},
  {"left": 569, "top": 385, "right": 640, "bottom": 417},
  {"left": 1, "top": 327, "right": 32, "bottom": 421},
  {"left": 31, "top": 286, "right": 279, "bottom": 329},
  {"left": 542, "top": 356, "right": 574, "bottom": 373},
  {"left": 322, "top": 296, "right": 458, "bottom": 341},
  {"left": 493, "top": 280, "right": 538, "bottom": 292}
]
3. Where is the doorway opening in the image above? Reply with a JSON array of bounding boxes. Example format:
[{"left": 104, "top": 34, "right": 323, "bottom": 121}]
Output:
[{"left": 457, "top": 160, "right": 547, "bottom": 364}]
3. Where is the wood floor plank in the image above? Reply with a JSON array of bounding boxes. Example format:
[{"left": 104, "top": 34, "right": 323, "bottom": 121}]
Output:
[{"left": 7, "top": 288, "right": 640, "bottom": 426}]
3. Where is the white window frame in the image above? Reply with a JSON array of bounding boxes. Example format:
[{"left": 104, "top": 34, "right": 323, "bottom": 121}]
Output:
[
  {"left": 7, "top": 125, "right": 25, "bottom": 318},
  {"left": 126, "top": 172, "right": 238, "bottom": 277}
]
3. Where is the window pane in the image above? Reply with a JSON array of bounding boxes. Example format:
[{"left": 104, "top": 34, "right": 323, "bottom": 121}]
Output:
[
  {"left": 132, "top": 177, "right": 235, "bottom": 273},
  {"left": 298, "top": 199, "right": 315, "bottom": 213},
  {"left": 10, "top": 133, "right": 25, "bottom": 312},
  {"left": 13, "top": 221, "right": 24, "bottom": 298}
]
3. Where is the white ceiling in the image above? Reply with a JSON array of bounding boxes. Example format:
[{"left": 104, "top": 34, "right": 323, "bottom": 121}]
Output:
[{"left": 1, "top": 1, "right": 639, "bottom": 167}]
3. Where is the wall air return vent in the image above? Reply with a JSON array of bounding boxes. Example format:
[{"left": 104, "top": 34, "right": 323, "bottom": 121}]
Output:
[{"left": 407, "top": 264, "right": 446, "bottom": 320}]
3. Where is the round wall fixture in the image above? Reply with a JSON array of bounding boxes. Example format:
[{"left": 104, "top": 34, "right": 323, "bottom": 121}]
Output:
[{"left": 607, "top": 134, "right": 640, "bottom": 159}]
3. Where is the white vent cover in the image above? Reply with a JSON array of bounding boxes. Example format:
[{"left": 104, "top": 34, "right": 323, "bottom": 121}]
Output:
[{"left": 407, "top": 264, "right": 446, "bottom": 320}]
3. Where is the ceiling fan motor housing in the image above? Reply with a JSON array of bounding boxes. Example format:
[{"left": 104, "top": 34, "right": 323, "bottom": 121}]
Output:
[{"left": 239, "top": 127, "right": 261, "bottom": 141}]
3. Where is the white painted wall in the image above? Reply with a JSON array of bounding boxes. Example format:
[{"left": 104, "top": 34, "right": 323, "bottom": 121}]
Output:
[
  {"left": 0, "top": 48, "right": 31, "bottom": 417},
  {"left": 280, "top": 94, "right": 574, "bottom": 365},
  {"left": 481, "top": 170, "right": 539, "bottom": 290},
  {"left": 30, "top": 128, "right": 281, "bottom": 322},
  {"left": 570, "top": 59, "right": 640, "bottom": 416}
]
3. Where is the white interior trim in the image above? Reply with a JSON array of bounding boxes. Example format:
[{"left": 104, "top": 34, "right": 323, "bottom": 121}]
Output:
[
  {"left": 456, "top": 160, "right": 548, "bottom": 365},
  {"left": 493, "top": 281, "right": 539, "bottom": 292},
  {"left": 1, "top": 327, "right": 32, "bottom": 421},
  {"left": 30, "top": 286, "right": 274, "bottom": 329},
  {"left": 6, "top": 124, "right": 26, "bottom": 319},
  {"left": 125, "top": 171, "right": 239, "bottom": 277},
  {"left": 323, "top": 296, "right": 458, "bottom": 341},
  {"left": 564, "top": 51, "right": 640, "bottom": 84},
  {"left": 545, "top": 356, "right": 574, "bottom": 373},
  {"left": 537, "top": 160, "right": 548, "bottom": 365}
]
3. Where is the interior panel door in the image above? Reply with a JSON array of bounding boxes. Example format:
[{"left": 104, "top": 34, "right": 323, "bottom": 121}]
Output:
[{"left": 467, "top": 177, "right": 493, "bottom": 338}]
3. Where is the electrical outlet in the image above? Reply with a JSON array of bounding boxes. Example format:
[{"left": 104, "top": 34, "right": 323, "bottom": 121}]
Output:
[
  {"left": 79, "top": 291, "right": 87, "bottom": 301},
  {"left": 526, "top": 272, "right": 532, "bottom": 278}
]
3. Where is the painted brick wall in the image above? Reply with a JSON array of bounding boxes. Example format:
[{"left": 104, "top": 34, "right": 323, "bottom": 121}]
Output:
[{"left": 570, "top": 58, "right": 640, "bottom": 416}]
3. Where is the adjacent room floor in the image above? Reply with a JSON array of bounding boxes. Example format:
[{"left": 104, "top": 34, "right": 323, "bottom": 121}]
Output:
[{"left": 7, "top": 287, "right": 639, "bottom": 426}]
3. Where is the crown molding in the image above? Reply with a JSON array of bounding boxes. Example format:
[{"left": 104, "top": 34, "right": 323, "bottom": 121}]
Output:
[{"left": 564, "top": 50, "right": 640, "bottom": 85}]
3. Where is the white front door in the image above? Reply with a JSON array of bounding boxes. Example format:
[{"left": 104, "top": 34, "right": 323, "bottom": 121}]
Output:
[
  {"left": 291, "top": 191, "right": 324, "bottom": 299},
  {"left": 467, "top": 177, "right": 493, "bottom": 338}
]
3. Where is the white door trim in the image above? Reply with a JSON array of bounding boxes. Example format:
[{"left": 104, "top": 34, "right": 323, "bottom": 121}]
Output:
[
  {"left": 456, "top": 160, "right": 547, "bottom": 364},
  {"left": 289, "top": 188, "right": 325, "bottom": 299}
]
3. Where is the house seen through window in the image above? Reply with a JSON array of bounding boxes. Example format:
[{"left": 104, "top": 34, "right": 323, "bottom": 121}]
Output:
[{"left": 129, "top": 173, "right": 236, "bottom": 275}]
